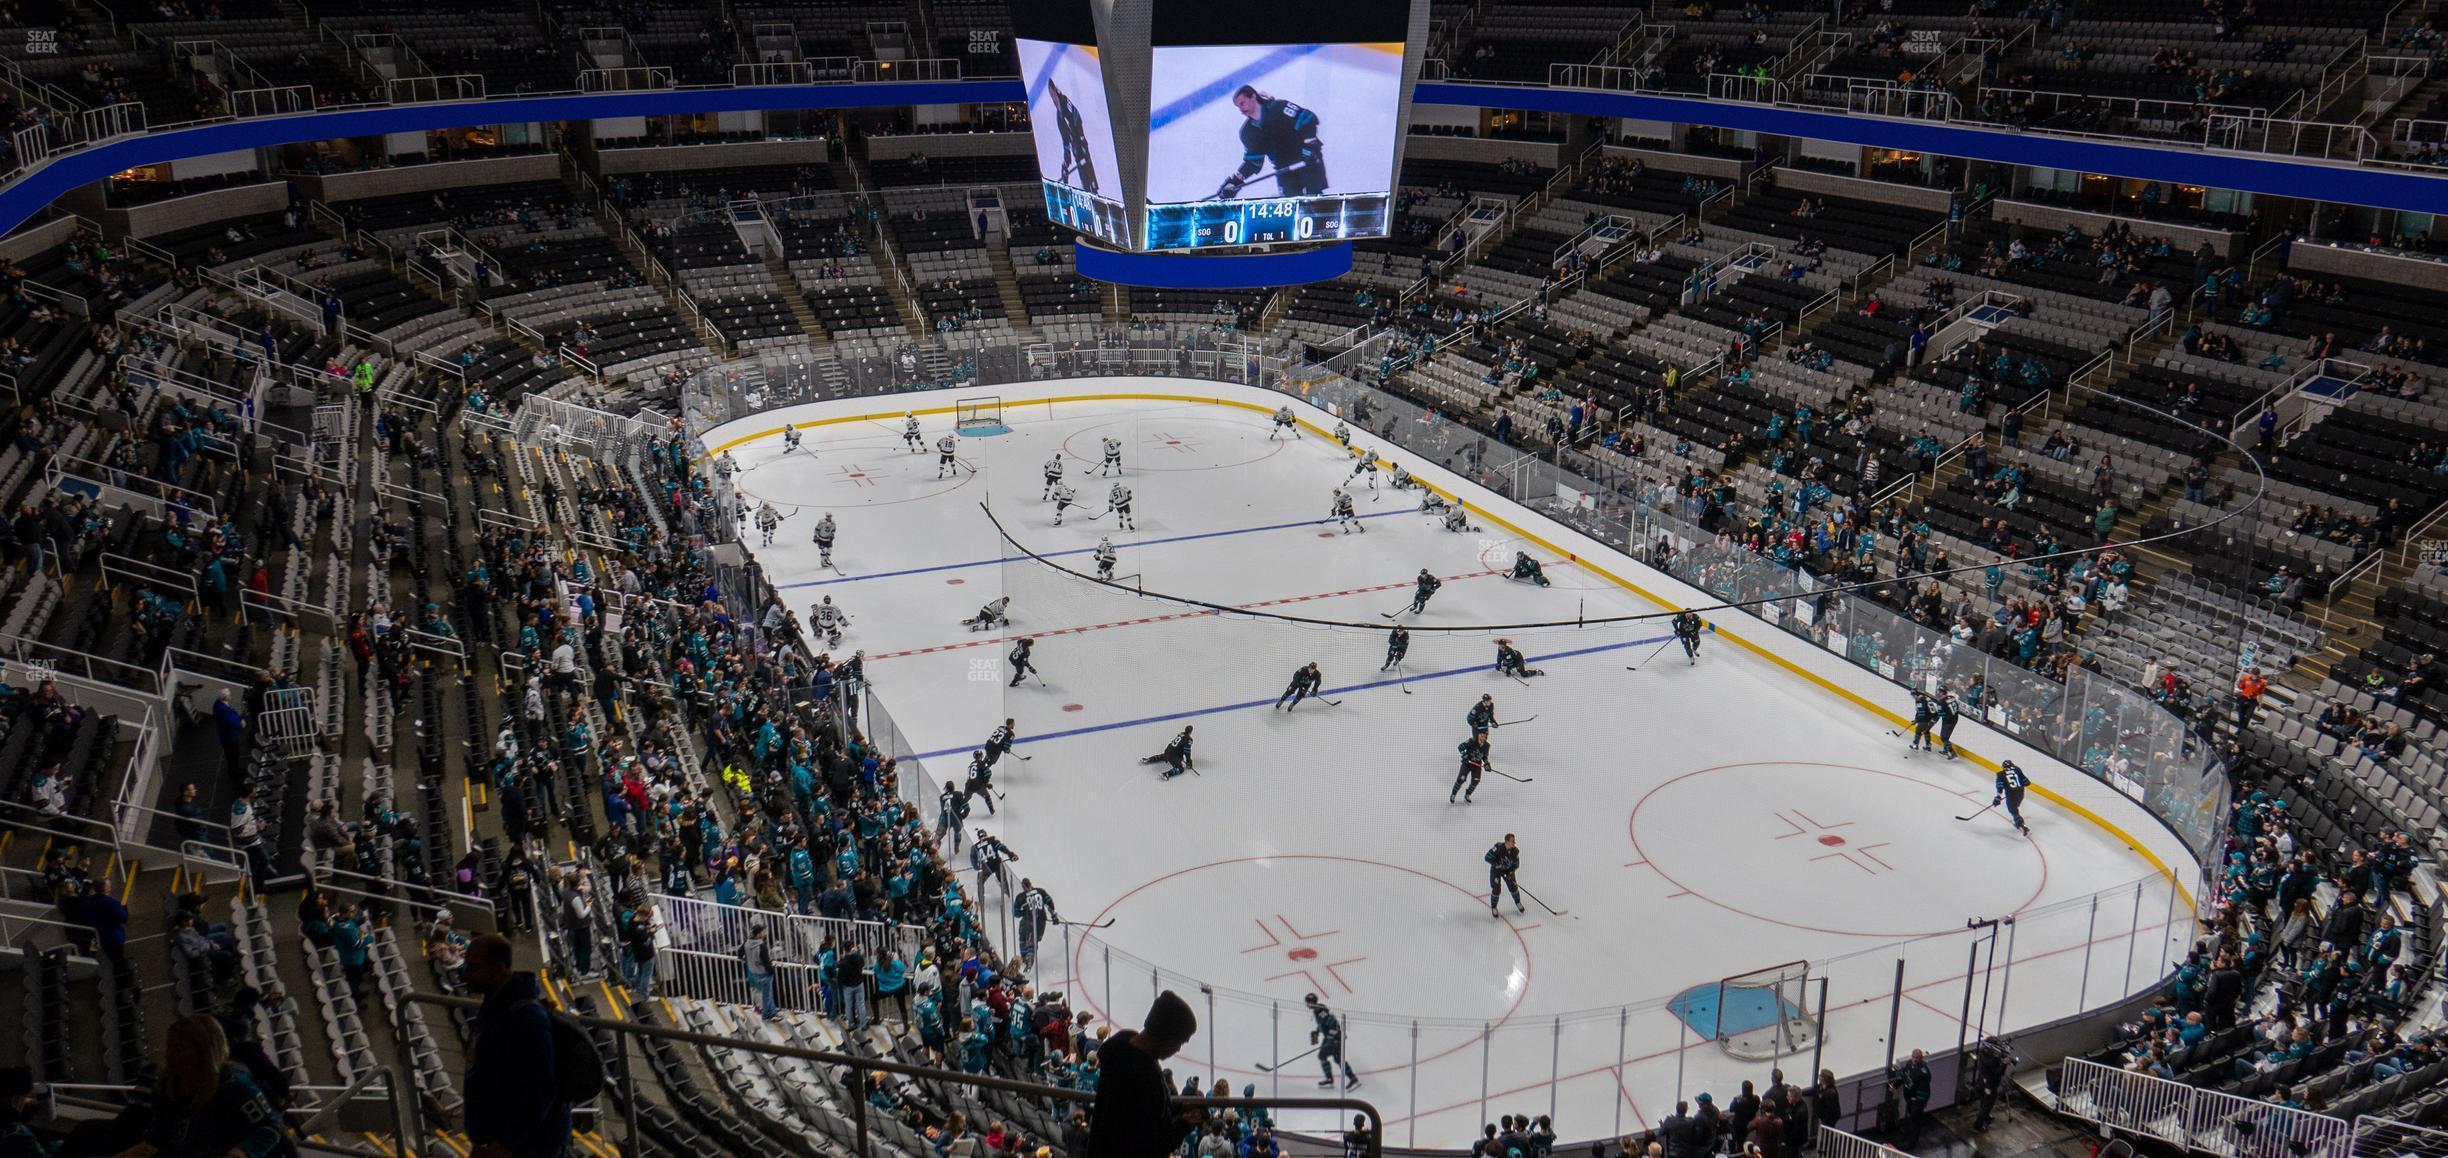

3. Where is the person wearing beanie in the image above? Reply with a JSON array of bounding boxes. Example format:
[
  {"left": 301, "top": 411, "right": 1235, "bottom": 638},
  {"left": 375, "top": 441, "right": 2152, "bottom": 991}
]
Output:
[{"left": 1088, "top": 990, "right": 1204, "bottom": 1158}]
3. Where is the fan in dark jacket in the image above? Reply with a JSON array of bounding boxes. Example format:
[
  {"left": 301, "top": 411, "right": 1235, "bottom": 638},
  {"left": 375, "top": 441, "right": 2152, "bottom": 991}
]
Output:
[
  {"left": 1088, "top": 991, "right": 1205, "bottom": 1158},
  {"left": 464, "top": 933, "right": 573, "bottom": 1158}
]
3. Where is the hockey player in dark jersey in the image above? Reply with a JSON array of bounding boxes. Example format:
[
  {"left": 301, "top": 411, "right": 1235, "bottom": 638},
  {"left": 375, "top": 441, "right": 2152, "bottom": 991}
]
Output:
[
  {"left": 1401, "top": 568, "right": 1442, "bottom": 615},
  {"left": 1048, "top": 80, "right": 1099, "bottom": 193},
  {"left": 1451, "top": 730, "right": 1489, "bottom": 803},
  {"left": 962, "top": 749, "right": 998, "bottom": 816},
  {"left": 1673, "top": 611, "right": 1704, "bottom": 663},
  {"left": 1493, "top": 639, "right": 1544, "bottom": 679},
  {"left": 1907, "top": 690, "right": 1938, "bottom": 752},
  {"left": 1381, "top": 625, "right": 1410, "bottom": 671},
  {"left": 983, "top": 717, "right": 1018, "bottom": 767},
  {"left": 1994, "top": 761, "right": 2033, "bottom": 834},
  {"left": 1467, "top": 693, "right": 1498, "bottom": 739},
  {"left": 1485, "top": 833, "right": 1524, "bottom": 915},
  {"left": 1935, "top": 688, "right": 1962, "bottom": 759},
  {"left": 1218, "top": 86, "right": 1328, "bottom": 198},
  {"left": 1276, "top": 662, "right": 1325, "bottom": 711},
  {"left": 1509, "top": 552, "right": 1550, "bottom": 586},
  {"left": 1008, "top": 637, "right": 1038, "bottom": 687},
  {"left": 1141, "top": 725, "right": 1195, "bottom": 779},
  {"left": 1305, "top": 993, "right": 1359, "bottom": 1089}
]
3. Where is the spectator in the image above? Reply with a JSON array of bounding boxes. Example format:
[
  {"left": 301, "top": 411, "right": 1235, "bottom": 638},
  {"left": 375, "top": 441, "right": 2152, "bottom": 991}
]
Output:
[
  {"left": 463, "top": 932, "right": 572, "bottom": 1158},
  {"left": 740, "top": 924, "right": 778, "bottom": 1020},
  {"left": 1088, "top": 991, "right": 1204, "bottom": 1158},
  {"left": 212, "top": 689, "right": 248, "bottom": 781},
  {"left": 839, "top": 941, "right": 870, "bottom": 1031},
  {"left": 129, "top": 1015, "right": 293, "bottom": 1157}
]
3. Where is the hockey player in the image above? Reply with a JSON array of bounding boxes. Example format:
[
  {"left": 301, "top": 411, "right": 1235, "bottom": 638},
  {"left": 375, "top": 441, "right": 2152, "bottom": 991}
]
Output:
[
  {"left": 962, "top": 596, "right": 1011, "bottom": 632},
  {"left": 971, "top": 830, "right": 1016, "bottom": 896},
  {"left": 1271, "top": 405, "right": 1299, "bottom": 440},
  {"left": 782, "top": 423, "right": 802, "bottom": 453},
  {"left": 1467, "top": 693, "right": 1498, "bottom": 740},
  {"left": 984, "top": 717, "right": 1018, "bottom": 768},
  {"left": 1013, "top": 877, "right": 1061, "bottom": 967},
  {"left": 1994, "top": 762, "right": 2033, "bottom": 834},
  {"left": 1401, "top": 568, "right": 1442, "bottom": 616},
  {"left": 1140, "top": 725, "right": 1194, "bottom": 779},
  {"left": 936, "top": 433, "right": 962, "bottom": 478},
  {"left": 1450, "top": 730, "right": 1489, "bottom": 803},
  {"left": 755, "top": 502, "right": 782, "bottom": 547},
  {"left": 1390, "top": 463, "right": 1416, "bottom": 490},
  {"left": 1381, "top": 625, "right": 1410, "bottom": 671},
  {"left": 1493, "top": 639, "right": 1544, "bottom": 679},
  {"left": 1907, "top": 690, "right": 1938, "bottom": 752},
  {"left": 1332, "top": 420, "right": 1352, "bottom": 448},
  {"left": 1050, "top": 482, "right": 1080, "bottom": 525},
  {"left": 1331, "top": 488, "right": 1363, "bottom": 534},
  {"left": 1042, "top": 454, "right": 1065, "bottom": 499},
  {"left": 936, "top": 778, "right": 971, "bottom": 852},
  {"left": 1485, "top": 833, "right": 1525, "bottom": 915},
  {"left": 811, "top": 595, "right": 850, "bottom": 648},
  {"left": 1276, "top": 662, "right": 1324, "bottom": 711},
  {"left": 1093, "top": 537, "right": 1118, "bottom": 581},
  {"left": 1106, "top": 482, "right": 1135, "bottom": 530},
  {"left": 1218, "top": 86, "right": 1328, "bottom": 199},
  {"left": 1673, "top": 611, "right": 1704, "bottom": 664},
  {"left": 1096, "top": 435, "right": 1123, "bottom": 477},
  {"left": 1007, "top": 636, "right": 1039, "bottom": 687},
  {"left": 1048, "top": 79, "right": 1099, "bottom": 192},
  {"left": 812, "top": 512, "right": 838, "bottom": 567},
  {"left": 962, "top": 749, "right": 999, "bottom": 816},
  {"left": 1509, "top": 552, "right": 1550, "bottom": 586},
  {"left": 1349, "top": 448, "right": 1380, "bottom": 491},
  {"left": 1305, "top": 993, "right": 1359, "bottom": 1090},
  {"left": 903, "top": 412, "right": 925, "bottom": 451},
  {"left": 1936, "top": 689, "right": 1962, "bottom": 759},
  {"left": 715, "top": 450, "right": 739, "bottom": 479}
]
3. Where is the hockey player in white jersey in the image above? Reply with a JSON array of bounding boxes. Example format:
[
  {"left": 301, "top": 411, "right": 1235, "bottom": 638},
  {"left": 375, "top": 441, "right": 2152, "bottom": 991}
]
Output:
[
  {"left": 1106, "top": 482, "right": 1135, "bottom": 530},
  {"left": 811, "top": 595, "right": 850, "bottom": 648},
  {"left": 811, "top": 512, "right": 837, "bottom": 567},
  {"left": 1042, "top": 454, "right": 1064, "bottom": 499},
  {"left": 1331, "top": 487, "right": 1363, "bottom": 534},
  {"left": 902, "top": 412, "right": 924, "bottom": 451},
  {"left": 936, "top": 433, "right": 962, "bottom": 478}
]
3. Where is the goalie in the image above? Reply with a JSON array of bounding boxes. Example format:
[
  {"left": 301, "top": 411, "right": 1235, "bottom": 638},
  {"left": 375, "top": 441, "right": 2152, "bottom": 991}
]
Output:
[
  {"left": 962, "top": 597, "right": 1011, "bottom": 632},
  {"left": 1509, "top": 552, "right": 1551, "bottom": 587}
]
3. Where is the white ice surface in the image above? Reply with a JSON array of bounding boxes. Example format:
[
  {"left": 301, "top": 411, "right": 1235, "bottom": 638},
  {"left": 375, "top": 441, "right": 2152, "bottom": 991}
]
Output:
[{"left": 720, "top": 395, "right": 2187, "bottom": 1147}]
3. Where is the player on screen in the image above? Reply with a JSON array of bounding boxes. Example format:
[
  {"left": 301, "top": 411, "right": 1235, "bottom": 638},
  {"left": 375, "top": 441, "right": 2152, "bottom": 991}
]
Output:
[
  {"left": 1049, "top": 80, "right": 1101, "bottom": 193},
  {"left": 1215, "top": 85, "right": 1328, "bottom": 199}
]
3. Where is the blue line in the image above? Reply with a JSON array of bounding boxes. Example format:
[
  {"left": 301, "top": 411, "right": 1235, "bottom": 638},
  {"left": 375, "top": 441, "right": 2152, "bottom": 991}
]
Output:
[
  {"left": 777, "top": 508, "right": 1407, "bottom": 589},
  {"left": 904, "top": 631, "right": 1678, "bottom": 761},
  {"left": 1147, "top": 45, "right": 1323, "bottom": 133}
]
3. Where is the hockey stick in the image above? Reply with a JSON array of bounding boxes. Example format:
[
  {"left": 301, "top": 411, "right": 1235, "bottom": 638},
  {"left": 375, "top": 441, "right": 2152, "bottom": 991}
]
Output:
[
  {"left": 1485, "top": 765, "right": 1534, "bottom": 784},
  {"left": 1256, "top": 1046, "right": 1322, "bottom": 1073},
  {"left": 1494, "top": 715, "right": 1539, "bottom": 726},
  {"left": 1317, "top": 698, "right": 1343, "bottom": 707},
  {"left": 1210, "top": 160, "right": 1312, "bottom": 200},
  {"left": 1624, "top": 638, "right": 1677, "bottom": 670},
  {"left": 1055, "top": 917, "right": 1116, "bottom": 929},
  {"left": 1955, "top": 803, "right": 1996, "bottom": 823},
  {"left": 1518, "top": 885, "right": 1575, "bottom": 919}
]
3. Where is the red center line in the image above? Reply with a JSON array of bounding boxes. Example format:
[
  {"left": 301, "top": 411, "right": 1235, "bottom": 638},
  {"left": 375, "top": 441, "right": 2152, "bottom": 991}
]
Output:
[{"left": 861, "top": 567, "right": 1507, "bottom": 662}]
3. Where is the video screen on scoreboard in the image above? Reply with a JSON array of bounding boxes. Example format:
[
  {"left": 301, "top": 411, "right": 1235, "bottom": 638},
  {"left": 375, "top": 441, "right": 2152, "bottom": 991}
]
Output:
[
  {"left": 1017, "top": 37, "right": 1129, "bottom": 247},
  {"left": 1141, "top": 42, "right": 1404, "bottom": 251}
]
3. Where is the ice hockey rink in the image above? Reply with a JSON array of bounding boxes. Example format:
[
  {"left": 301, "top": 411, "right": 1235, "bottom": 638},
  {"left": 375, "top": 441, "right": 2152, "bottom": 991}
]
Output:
[{"left": 703, "top": 381, "right": 2200, "bottom": 1148}]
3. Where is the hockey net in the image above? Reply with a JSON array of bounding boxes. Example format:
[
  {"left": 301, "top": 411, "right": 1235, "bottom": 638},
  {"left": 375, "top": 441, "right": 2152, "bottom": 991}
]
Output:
[
  {"left": 955, "top": 395, "right": 1004, "bottom": 433},
  {"left": 1711, "top": 961, "right": 1820, "bottom": 1060}
]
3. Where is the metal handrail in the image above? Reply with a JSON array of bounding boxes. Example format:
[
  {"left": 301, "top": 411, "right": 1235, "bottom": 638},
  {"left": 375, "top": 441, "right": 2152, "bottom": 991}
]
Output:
[{"left": 395, "top": 989, "right": 1386, "bottom": 1158}]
